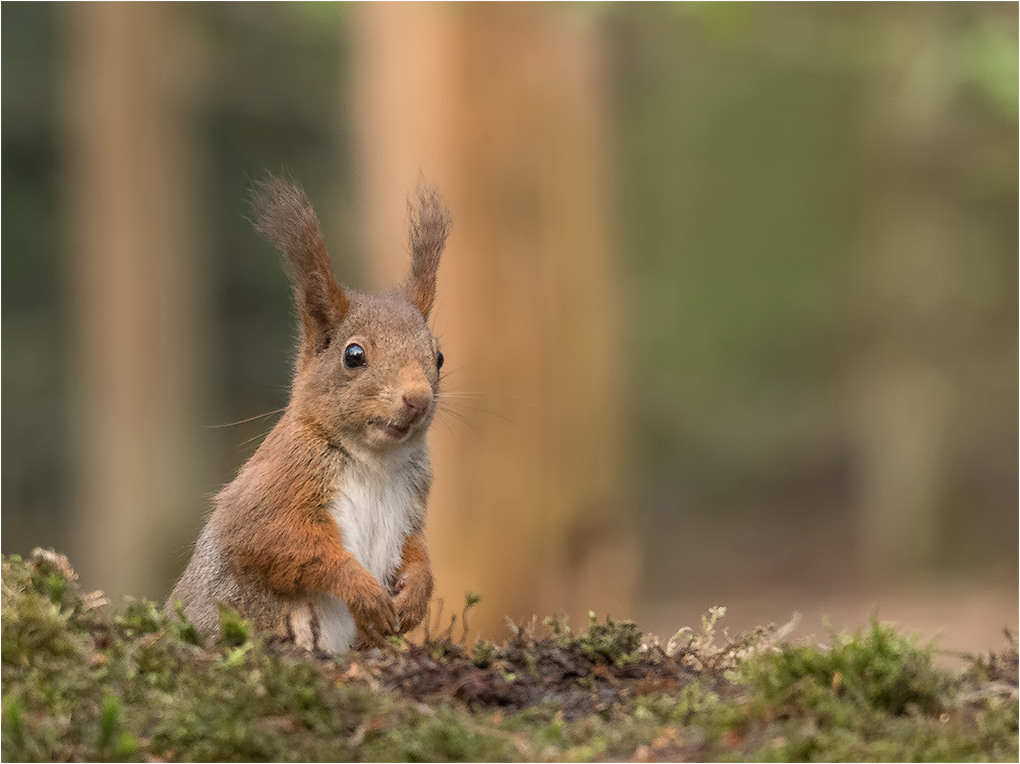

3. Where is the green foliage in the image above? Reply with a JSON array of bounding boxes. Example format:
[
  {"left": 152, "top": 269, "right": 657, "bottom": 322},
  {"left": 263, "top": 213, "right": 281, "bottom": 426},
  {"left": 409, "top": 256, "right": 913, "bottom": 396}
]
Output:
[
  {"left": 217, "top": 603, "right": 251, "bottom": 647},
  {"left": 364, "top": 707, "right": 518, "bottom": 762},
  {"left": 170, "top": 602, "right": 203, "bottom": 647},
  {"left": 547, "top": 611, "right": 643, "bottom": 666},
  {"left": 471, "top": 639, "right": 496, "bottom": 669},
  {"left": 2, "top": 551, "right": 1016, "bottom": 762},
  {"left": 612, "top": 3, "right": 1018, "bottom": 589},
  {"left": 746, "top": 621, "right": 954, "bottom": 716},
  {"left": 731, "top": 622, "right": 1016, "bottom": 761},
  {"left": 115, "top": 599, "right": 162, "bottom": 638},
  {"left": 960, "top": 16, "right": 1019, "bottom": 118}
]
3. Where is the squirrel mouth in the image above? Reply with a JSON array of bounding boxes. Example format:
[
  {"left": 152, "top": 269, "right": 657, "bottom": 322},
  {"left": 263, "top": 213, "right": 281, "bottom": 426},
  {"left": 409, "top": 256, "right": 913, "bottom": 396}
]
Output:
[{"left": 371, "top": 419, "right": 412, "bottom": 440}]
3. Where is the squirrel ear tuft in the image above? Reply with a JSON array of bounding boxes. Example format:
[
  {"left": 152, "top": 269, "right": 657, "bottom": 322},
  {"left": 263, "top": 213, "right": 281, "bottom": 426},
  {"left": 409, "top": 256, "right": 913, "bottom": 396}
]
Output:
[
  {"left": 249, "top": 173, "right": 348, "bottom": 363},
  {"left": 405, "top": 185, "right": 451, "bottom": 319}
]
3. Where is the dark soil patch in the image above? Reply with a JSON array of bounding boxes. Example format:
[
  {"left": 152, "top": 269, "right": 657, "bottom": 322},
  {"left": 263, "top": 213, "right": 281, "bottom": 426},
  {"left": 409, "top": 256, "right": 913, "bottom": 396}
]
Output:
[{"left": 351, "top": 639, "right": 712, "bottom": 719}]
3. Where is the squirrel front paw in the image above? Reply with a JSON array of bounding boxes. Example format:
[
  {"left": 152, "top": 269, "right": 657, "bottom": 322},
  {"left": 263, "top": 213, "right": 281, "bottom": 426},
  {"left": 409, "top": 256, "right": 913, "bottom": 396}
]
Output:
[
  {"left": 393, "top": 566, "right": 433, "bottom": 634},
  {"left": 344, "top": 571, "right": 401, "bottom": 642}
]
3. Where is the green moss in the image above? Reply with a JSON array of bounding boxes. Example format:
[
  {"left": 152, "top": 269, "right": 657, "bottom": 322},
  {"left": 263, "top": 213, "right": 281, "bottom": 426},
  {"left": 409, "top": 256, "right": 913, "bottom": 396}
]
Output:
[
  {"left": 633, "top": 683, "right": 726, "bottom": 726},
  {"left": 217, "top": 603, "right": 251, "bottom": 647},
  {"left": 2, "top": 698, "right": 25, "bottom": 756},
  {"left": 364, "top": 707, "right": 518, "bottom": 762},
  {"left": 547, "top": 611, "right": 643, "bottom": 666},
  {"left": 471, "top": 639, "right": 495, "bottom": 668},
  {"left": 1, "top": 551, "right": 1016, "bottom": 763},
  {"left": 114, "top": 600, "right": 162, "bottom": 639},
  {"left": 170, "top": 603, "right": 203, "bottom": 647},
  {"left": 746, "top": 621, "right": 954, "bottom": 717},
  {"left": 1, "top": 586, "right": 82, "bottom": 666},
  {"left": 715, "top": 621, "right": 1017, "bottom": 761}
]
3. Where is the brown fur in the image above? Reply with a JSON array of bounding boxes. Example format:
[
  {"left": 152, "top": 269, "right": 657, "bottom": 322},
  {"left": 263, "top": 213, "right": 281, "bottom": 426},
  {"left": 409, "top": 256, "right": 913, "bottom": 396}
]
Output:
[
  {"left": 405, "top": 184, "right": 451, "bottom": 319},
  {"left": 250, "top": 175, "right": 349, "bottom": 365},
  {"left": 167, "top": 175, "right": 449, "bottom": 650},
  {"left": 393, "top": 532, "right": 434, "bottom": 629}
]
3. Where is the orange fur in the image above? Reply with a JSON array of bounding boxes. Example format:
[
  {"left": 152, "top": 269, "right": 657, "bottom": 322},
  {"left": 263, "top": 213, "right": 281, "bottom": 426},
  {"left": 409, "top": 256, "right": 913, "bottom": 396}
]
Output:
[{"left": 394, "top": 532, "right": 434, "bottom": 633}]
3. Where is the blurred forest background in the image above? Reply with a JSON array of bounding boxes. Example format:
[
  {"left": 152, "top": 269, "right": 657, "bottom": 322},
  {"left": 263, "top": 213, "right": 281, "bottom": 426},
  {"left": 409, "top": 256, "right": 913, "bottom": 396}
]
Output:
[{"left": 3, "top": 3, "right": 1016, "bottom": 651}]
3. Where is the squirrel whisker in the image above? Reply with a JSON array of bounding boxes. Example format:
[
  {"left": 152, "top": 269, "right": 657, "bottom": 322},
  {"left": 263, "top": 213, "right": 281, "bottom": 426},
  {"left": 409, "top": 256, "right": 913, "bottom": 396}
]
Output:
[{"left": 204, "top": 407, "right": 287, "bottom": 429}]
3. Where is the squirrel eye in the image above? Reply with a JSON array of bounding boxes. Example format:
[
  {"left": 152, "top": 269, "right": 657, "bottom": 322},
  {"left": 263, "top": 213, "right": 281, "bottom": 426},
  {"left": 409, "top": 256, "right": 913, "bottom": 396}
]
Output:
[
  {"left": 343, "top": 343, "right": 366, "bottom": 369},
  {"left": 436, "top": 351, "right": 444, "bottom": 371}
]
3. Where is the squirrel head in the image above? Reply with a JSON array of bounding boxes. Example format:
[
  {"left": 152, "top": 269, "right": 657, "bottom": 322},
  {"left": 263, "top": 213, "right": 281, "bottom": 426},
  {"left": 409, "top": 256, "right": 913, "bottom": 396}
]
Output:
[{"left": 250, "top": 175, "right": 450, "bottom": 454}]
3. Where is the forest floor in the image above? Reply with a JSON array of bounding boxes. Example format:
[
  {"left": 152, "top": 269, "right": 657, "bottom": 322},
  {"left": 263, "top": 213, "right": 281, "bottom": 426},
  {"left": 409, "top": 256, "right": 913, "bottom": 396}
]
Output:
[{"left": 3, "top": 549, "right": 1017, "bottom": 762}]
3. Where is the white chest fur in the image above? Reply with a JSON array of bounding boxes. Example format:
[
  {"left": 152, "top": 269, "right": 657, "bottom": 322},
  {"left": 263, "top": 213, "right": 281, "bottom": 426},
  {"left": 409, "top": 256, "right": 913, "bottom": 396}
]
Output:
[
  {"left": 329, "top": 456, "right": 418, "bottom": 589},
  {"left": 307, "top": 452, "right": 420, "bottom": 652}
]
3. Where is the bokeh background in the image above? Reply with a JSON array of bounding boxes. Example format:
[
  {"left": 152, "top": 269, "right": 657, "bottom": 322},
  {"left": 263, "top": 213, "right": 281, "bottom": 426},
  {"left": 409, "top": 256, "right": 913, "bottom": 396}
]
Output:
[{"left": 3, "top": 3, "right": 1016, "bottom": 652}]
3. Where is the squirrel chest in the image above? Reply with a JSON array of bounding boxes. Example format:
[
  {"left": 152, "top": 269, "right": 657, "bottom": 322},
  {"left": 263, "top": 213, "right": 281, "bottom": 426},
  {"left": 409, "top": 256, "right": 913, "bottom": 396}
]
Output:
[
  {"left": 329, "top": 456, "right": 418, "bottom": 589},
  {"left": 304, "top": 454, "right": 421, "bottom": 652}
]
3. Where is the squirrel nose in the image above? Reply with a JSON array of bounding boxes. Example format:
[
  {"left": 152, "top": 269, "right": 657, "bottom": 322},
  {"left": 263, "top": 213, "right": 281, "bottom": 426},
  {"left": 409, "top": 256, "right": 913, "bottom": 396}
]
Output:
[{"left": 402, "top": 390, "right": 431, "bottom": 414}]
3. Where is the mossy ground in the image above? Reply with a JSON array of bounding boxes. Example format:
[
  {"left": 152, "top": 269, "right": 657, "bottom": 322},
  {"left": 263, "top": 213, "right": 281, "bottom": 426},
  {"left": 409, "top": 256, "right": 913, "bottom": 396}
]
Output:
[{"left": 2, "top": 550, "right": 1017, "bottom": 762}]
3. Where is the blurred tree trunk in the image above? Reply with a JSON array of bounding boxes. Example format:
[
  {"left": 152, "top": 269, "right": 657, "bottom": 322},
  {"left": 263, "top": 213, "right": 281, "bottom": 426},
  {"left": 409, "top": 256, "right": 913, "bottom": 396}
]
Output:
[
  {"left": 849, "top": 7, "right": 957, "bottom": 580},
  {"left": 353, "top": 4, "right": 636, "bottom": 637},
  {"left": 64, "top": 4, "right": 205, "bottom": 599}
]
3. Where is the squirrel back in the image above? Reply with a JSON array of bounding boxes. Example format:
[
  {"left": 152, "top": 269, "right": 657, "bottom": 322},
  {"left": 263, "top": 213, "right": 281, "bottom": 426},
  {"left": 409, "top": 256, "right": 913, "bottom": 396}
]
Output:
[{"left": 168, "top": 175, "right": 450, "bottom": 651}]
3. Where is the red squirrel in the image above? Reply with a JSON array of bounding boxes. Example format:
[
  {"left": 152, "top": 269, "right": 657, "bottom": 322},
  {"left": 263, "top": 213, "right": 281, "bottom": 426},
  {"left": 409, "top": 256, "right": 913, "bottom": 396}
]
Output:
[{"left": 167, "top": 175, "right": 450, "bottom": 652}]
